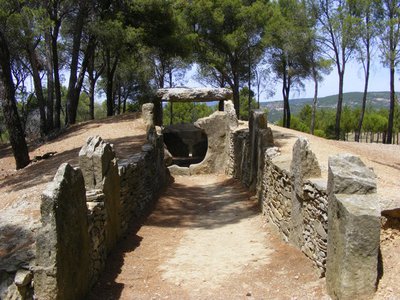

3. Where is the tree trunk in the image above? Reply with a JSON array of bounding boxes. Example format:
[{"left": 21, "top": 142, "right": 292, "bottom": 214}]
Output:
[
  {"left": 356, "top": 40, "right": 371, "bottom": 142},
  {"left": 88, "top": 67, "right": 96, "bottom": 120},
  {"left": 66, "top": 1, "right": 87, "bottom": 125},
  {"left": 52, "top": 19, "right": 62, "bottom": 129},
  {"left": 282, "top": 70, "right": 291, "bottom": 128},
  {"left": 105, "top": 50, "right": 119, "bottom": 117},
  {"left": 310, "top": 68, "right": 318, "bottom": 135},
  {"left": 335, "top": 71, "right": 344, "bottom": 140},
  {"left": 87, "top": 42, "right": 103, "bottom": 120},
  {"left": 0, "top": 33, "right": 30, "bottom": 169},
  {"left": 387, "top": 64, "right": 395, "bottom": 144},
  {"left": 123, "top": 95, "right": 127, "bottom": 113},
  {"left": 248, "top": 47, "right": 251, "bottom": 118},
  {"left": 117, "top": 87, "right": 121, "bottom": 115},
  {"left": 26, "top": 44, "right": 47, "bottom": 136},
  {"left": 45, "top": 30, "right": 54, "bottom": 131},
  {"left": 232, "top": 74, "right": 240, "bottom": 119}
]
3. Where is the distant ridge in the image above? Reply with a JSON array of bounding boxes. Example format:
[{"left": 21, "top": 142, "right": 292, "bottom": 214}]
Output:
[{"left": 260, "top": 91, "right": 398, "bottom": 123}]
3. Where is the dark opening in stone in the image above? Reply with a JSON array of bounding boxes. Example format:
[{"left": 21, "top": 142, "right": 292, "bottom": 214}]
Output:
[{"left": 163, "top": 124, "right": 208, "bottom": 167}]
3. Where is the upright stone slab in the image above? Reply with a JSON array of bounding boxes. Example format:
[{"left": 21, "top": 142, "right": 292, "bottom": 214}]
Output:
[
  {"left": 79, "top": 136, "right": 116, "bottom": 189},
  {"left": 224, "top": 100, "right": 238, "bottom": 130},
  {"left": 79, "top": 136, "right": 121, "bottom": 252},
  {"left": 142, "top": 103, "right": 154, "bottom": 132},
  {"left": 255, "top": 128, "right": 274, "bottom": 200},
  {"left": 289, "top": 138, "right": 321, "bottom": 247},
  {"left": 291, "top": 137, "right": 321, "bottom": 197},
  {"left": 190, "top": 111, "right": 230, "bottom": 174},
  {"left": 326, "top": 154, "right": 380, "bottom": 300},
  {"left": 35, "top": 163, "right": 90, "bottom": 300},
  {"left": 249, "top": 110, "right": 268, "bottom": 191}
]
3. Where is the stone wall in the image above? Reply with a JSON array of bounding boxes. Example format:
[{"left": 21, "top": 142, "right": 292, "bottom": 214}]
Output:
[
  {"left": 33, "top": 126, "right": 167, "bottom": 299},
  {"left": 229, "top": 112, "right": 380, "bottom": 286}
]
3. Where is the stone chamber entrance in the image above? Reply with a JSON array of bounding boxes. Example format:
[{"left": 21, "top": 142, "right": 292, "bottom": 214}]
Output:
[
  {"left": 154, "top": 87, "right": 234, "bottom": 171},
  {"left": 163, "top": 124, "right": 208, "bottom": 167}
]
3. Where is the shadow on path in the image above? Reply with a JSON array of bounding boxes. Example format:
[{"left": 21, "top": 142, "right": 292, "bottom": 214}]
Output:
[{"left": 88, "top": 175, "right": 257, "bottom": 299}]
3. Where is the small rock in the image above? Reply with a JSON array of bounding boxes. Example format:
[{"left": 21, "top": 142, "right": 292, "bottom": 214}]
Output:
[
  {"left": 14, "top": 269, "right": 33, "bottom": 287},
  {"left": 246, "top": 291, "right": 252, "bottom": 297}
]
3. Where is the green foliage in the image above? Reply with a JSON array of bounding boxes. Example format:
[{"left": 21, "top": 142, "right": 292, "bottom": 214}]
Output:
[
  {"left": 185, "top": 0, "right": 271, "bottom": 115},
  {"left": 283, "top": 103, "right": 397, "bottom": 142},
  {"left": 163, "top": 102, "right": 215, "bottom": 125},
  {"left": 239, "top": 87, "right": 258, "bottom": 120}
]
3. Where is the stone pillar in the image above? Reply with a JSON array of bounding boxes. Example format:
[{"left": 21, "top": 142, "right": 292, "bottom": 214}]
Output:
[
  {"left": 249, "top": 109, "right": 268, "bottom": 191},
  {"left": 326, "top": 154, "right": 380, "bottom": 300},
  {"left": 255, "top": 127, "right": 274, "bottom": 201},
  {"left": 142, "top": 103, "right": 154, "bottom": 132},
  {"left": 79, "top": 136, "right": 121, "bottom": 252},
  {"left": 35, "top": 163, "right": 90, "bottom": 300},
  {"left": 289, "top": 138, "right": 321, "bottom": 248},
  {"left": 224, "top": 100, "right": 238, "bottom": 130}
]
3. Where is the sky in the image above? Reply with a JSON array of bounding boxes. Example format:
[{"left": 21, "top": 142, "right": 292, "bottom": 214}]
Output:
[
  {"left": 186, "top": 60, "right": 394, "bottom": 102},
  {"left": 289, "top": 60, "right": 392, "bottom": 101}
]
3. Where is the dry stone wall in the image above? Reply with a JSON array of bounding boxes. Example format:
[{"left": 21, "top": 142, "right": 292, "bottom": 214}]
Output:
[
  {"left": 32, "top": 126, "right": 167, "bottom": 300},
  {"left": 229, "top": 114, "right": 380, "bottom": 285}
]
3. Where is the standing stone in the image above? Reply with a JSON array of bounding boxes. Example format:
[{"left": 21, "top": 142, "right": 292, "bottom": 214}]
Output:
[
  {"left": 79, "top": 136, "right": 116, "bottom": 190},
  {"left": 326, "top": 154, "right": 380, "bottom": 300},
  {"left": 327, "top": 154, "right": 376, "bottom": 195},
  {"left": 249, "top": 110, "right": 268, "bottom": 191},
  {"left": 190, "top": 111, "right": 230, "bottom": 174},
  {"left": 142, "top": 103, "right": 154, "bottom": 132},
  {"left": 289, "top": 138, "right": 321, "bottom": 247},
  {"left": 224, "top": 100, "right": 238, "bottom": 130},
  {"left": 35, "top": 163, "right": 90, "bottom": 300},
  {"left": 255, "top": 128, "right": 274, "bottom": 200},
  {"left": 79, "top": 136, "right": 121, "bottom": 252},
  {"left": 291, "top": 137, "right": 321, "bottom": 197}
]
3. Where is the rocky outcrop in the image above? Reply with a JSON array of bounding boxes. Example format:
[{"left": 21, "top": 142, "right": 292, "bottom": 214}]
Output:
[{"left": 326, "top": 154, "right": 380, "bottom": 300}]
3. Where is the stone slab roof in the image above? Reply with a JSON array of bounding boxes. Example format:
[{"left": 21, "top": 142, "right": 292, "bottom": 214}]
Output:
[{"left": 156, "top": 88, "right": 232, "bottom": 102}]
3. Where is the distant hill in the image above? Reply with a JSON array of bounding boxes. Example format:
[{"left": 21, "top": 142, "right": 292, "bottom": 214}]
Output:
[{"left": 261, "top": 91, "right": 398, "bottom": 123}]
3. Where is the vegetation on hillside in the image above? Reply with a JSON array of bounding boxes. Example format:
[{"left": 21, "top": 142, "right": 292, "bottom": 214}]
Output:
[
  {"left": 280, "top": 103, "right": 400, "bottom": 144},
  {"left": 1, "top": 0, "right": 400, "bottom": 169}
]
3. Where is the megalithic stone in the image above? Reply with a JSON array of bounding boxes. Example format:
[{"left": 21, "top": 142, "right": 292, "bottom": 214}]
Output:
[
  {"left": 326, "top": 154, "right": 380, "bottom": 300},
  {"left": 249, "top": 109, "right": 268, "bottom": 191},
  {"left": 34, "top": 163, "right": 90, "bottom": 300},
  {"left": 289, "top": 137, "right": 321, "bottom": 248}
]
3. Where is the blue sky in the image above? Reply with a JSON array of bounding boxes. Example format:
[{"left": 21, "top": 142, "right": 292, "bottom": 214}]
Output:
[
  {"left": 291, "top": 60, "right": 392, "bottom": 101},
  {"left": 186, "top": 60, "right": 394, "bottom": 102}
]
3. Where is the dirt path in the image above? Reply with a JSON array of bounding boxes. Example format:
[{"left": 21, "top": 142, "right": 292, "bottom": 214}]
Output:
[{"left": 89, "top": 175, "right": 327, "bottom": 300}]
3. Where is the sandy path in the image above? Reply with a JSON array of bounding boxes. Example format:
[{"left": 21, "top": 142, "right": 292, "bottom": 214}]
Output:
[{"left": 89, "top": 175, "right": 327, "bottom": 299}]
